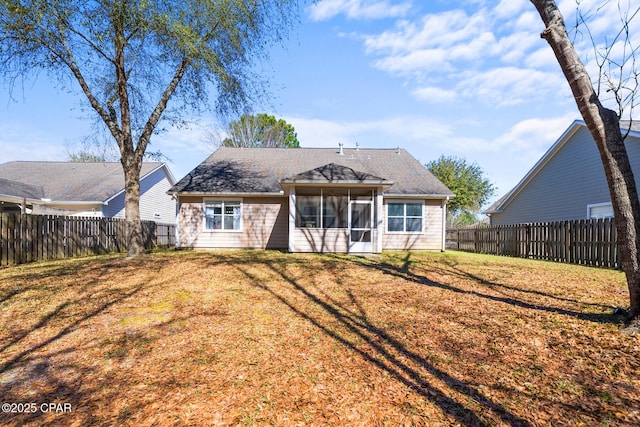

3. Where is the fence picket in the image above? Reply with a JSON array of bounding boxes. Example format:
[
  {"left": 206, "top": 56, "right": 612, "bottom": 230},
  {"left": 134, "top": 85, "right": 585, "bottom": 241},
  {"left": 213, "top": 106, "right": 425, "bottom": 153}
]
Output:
[
  {"left": 0, "top": 213, "right": 175, "bottom": 267},
  {"left": 447, "top": 218, "right": 621, "bottom": 269}
]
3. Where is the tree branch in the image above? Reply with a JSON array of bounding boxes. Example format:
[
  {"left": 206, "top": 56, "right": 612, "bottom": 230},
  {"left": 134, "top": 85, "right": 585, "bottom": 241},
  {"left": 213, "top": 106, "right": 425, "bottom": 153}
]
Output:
[{"left": 135, "top": 57, "right": 189, "bottom": 165}]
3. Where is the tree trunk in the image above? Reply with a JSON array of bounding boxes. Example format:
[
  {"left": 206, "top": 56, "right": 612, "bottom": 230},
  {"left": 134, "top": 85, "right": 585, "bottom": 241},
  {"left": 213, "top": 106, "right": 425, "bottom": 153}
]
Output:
[
  {"left": 531, "top": 0, "right": 640, "bottom": 324},
  {"left": 122, "top": 155, "right": 145, "bottom": 257}
]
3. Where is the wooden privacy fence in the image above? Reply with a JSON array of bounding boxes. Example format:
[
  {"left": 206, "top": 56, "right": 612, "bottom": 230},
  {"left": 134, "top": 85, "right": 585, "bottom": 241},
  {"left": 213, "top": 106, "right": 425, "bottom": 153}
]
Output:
[
  {"left": 0, "top": 213, "right": 176, "bottom": 267},
  {"left": 447, "top": 218, "right": 620, "bottom": 269}
]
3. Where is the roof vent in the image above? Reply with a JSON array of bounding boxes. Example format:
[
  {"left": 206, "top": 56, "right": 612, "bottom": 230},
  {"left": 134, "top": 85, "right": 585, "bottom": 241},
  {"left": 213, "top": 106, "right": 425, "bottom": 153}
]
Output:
[
  {"left": 396, "top": 146, "right": 401, "bottom": 154},
  {"left": 338, "top": 142, "right": 344, "bottom": 156},
  {"left": 355, "top": 142, "right": 359, "bottom": 151}
]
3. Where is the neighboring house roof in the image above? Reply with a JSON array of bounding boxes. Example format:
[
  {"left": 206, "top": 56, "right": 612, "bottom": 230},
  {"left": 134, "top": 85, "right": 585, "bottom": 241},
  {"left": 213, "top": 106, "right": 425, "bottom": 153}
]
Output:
[
  {"left": 0, "top": 161, "right": 175, "bottom": 205},
  {"left": 0, "top": 178, "right": 44, "bottom": 199},
  {"left": 170, "top": 147, "right": 454, "bottom": 197},
  {"left": 485, "top": 119, "right": 640, "bottom": 214}
]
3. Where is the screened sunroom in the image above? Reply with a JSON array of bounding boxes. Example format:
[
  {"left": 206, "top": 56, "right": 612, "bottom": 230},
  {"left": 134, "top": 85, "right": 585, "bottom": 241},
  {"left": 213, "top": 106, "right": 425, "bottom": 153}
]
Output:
[{"left": 281, "top": 163, "right": 393, "bottom": 253}]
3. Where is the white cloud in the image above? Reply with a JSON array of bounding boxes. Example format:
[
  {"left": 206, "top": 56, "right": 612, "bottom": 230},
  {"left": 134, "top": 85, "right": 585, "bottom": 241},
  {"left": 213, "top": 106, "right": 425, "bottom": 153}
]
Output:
[
  {"left": 492, "top": 0, "right": 529, "bottom": 20},
  {"left": 0, "top": 122, "right": 67, "bottom": 163},
  {"left": 372, "top": 49, "right": 452, "bottom": 75},
  {"left": 495, "top": 31, "right": 540, "bottom": 64},
  {"left": 283, "top": 117, "right": 350, "bottom": 147},
  {"left": 515, "top": 11, "right": 543, "bottom": 32},
  {"left": 495, "top": 114, "right": 576, "bottom": 153},
  {"left": 363, "top": 10, "right": 488, "bottom": 55},
  {"left": 456, "top": 67, "right": 568, "bottom": 106},
  {"left": 524, "top": 47, "right": 558, "bottom": 69},
  {"left": 285, "top": 115, "right": 454, "bottom": 149},
  {"left": 308, "top": 0, "right": 412, "bottom": 21},
  {"left": 411, "top": 86, "right": 457, "bottom": 103}
]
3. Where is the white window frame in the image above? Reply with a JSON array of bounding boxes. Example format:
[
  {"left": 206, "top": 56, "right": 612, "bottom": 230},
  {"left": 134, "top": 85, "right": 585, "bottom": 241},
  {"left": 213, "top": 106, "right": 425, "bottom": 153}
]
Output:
[
  {"left": 587, "top": 202, "right": 614, "bottom": 219},
  {"left": 386, "top": 201, "right": 424, "bottom": 233},
  {"left": 203, "top": 199, "right": 243, "bottom": 232}
]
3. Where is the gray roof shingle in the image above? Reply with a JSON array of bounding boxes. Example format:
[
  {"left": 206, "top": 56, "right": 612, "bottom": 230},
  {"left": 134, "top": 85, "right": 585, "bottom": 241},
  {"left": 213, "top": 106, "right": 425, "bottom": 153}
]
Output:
[
  {"left": 170, "top": 147, "right": 454, "bottom": 197},
  {"left": 0, "top": 161, "right": 164, "bottom": 202},
  {"left": 281, "top": 163, "right": 390, "bottom": 184},
  {"left": 0, "top": 178, "right": 45, "bottom": 199}
]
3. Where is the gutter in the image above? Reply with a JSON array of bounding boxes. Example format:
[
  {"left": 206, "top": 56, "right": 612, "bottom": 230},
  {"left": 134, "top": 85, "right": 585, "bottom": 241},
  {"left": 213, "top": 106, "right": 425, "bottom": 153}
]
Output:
[
  {"left": 383, "top": 193, "right": 456, "bottom": 199},
  {"left": 168, "top": 191, "right": 287, "bottom": 197},
  {"left": 0, "top": 194, "right": 104, "bottom": 211}
]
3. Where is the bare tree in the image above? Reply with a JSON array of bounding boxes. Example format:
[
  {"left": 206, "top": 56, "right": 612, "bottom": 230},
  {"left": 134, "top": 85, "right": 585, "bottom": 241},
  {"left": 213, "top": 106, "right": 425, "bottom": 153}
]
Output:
[
  {"left": 1, "top": 1, "right": 300, "bottom": 256},
  {"left": 531, "top": 0, "right": 640, "bottom": 331}
]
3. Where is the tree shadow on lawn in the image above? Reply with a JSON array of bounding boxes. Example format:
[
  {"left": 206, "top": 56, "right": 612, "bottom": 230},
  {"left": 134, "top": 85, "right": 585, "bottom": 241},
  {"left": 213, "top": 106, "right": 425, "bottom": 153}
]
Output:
[
  {"left": 0, "top": 257, "right": 108, "bottom": 306},
  {"left": 343, "top": 252, "right": 621, "bottom": 325},
  {"left": 234, "top": 258, "right": 534, "bottom": 427},
  {"left": 0, "top": 255, "right": 196, "bottom": 426},
  {"left": 0, "top": 256, "right": 156, "bottom": 372}
]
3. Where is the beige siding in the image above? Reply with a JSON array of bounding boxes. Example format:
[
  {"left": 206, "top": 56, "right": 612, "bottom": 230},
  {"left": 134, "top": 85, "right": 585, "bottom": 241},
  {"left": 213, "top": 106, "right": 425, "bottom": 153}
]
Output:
[
  {"left": 382, "top": 199, "right": 444, "bottom": 251},
  {"left": 294, "top": 228, "right": 349, "bottom": 253},
  {"left": 178, "top": 195, "right": 445, "bottom": 252},
  {"left": 177, "top": 196, "right": 288, "bottom": 249}
]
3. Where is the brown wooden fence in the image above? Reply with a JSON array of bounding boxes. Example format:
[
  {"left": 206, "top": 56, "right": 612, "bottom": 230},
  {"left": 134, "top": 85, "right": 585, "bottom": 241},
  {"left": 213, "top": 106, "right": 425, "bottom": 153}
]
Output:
[
  {"left": 0, "top": 213, "right": 176, "bottom": 267},
  {"left": 446, "top": 218, "right": 620, "bottom": 269}
]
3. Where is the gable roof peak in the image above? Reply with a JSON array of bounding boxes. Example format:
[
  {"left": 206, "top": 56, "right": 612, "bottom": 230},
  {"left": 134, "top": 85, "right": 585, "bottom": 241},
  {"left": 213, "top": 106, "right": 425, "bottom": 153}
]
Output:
[{"left": 281, "top": 162, "right": 391, "bottom": 185}]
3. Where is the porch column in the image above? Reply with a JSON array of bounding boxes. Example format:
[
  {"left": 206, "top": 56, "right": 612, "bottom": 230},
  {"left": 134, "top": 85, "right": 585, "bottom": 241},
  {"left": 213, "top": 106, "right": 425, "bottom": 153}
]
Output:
[
  {"left": 288, "top": 187, "right": 296, "bottom": 252},
  {"left": 376, "top": 189, "right": 383, "bottom": 253}
]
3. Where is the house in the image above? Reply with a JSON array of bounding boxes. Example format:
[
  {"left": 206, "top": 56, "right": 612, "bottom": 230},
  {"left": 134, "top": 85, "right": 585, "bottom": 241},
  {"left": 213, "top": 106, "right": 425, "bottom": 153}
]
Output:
[
  {"left": 168, "top": 146, "right": 455, "bottom": 253},
  {"left": 486, "top": 120, "right": 640, "bottom": 225},
  {"left": 0, "top": 161, "right": 177, "bottom": 223}
]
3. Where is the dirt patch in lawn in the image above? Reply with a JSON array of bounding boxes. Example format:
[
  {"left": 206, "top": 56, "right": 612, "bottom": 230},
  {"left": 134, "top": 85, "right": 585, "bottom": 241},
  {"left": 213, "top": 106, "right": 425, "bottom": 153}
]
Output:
[{"left": 0, "top": 250, "right": 638, "bottom": 426}]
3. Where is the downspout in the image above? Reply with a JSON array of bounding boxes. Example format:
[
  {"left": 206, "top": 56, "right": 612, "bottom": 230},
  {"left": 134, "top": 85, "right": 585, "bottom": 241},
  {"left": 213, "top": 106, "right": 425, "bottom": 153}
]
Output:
[
  {"left": 442, "top": 196, "right": 449, "bottom": 252},
  {"left": 288, "top": 187, "right": 296, "bottom": 252},
  {"left": 376, "top": 189, "right": 384, "bottom": 253},
  {"left": 174, "top": 194, "right": 180, "bottom": 248}
]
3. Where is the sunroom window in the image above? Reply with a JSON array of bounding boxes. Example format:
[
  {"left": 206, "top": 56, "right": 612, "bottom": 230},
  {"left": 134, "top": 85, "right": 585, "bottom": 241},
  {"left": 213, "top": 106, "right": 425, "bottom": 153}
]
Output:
[
  {"left": 387, "top": 202, "right": 423, "bottom": 233},
  {"left": 295, "top": 188, "right": 375, "bottom": 228},
  {"left": 204, "top": 200, "right": 241, "bottom": 231},
  {"left": 296, "top": 189, "right": 349, "bottom": 228}
]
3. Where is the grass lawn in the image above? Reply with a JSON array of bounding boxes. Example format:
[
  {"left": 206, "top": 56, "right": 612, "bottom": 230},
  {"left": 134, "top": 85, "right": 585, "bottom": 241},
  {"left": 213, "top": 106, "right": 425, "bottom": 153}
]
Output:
[{"left": 0, "top": 250, "right": 639, "bottom": 426}]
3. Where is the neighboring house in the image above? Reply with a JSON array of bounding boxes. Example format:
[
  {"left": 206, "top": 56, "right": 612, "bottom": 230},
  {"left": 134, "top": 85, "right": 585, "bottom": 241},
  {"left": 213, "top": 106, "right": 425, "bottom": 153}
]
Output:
[
  {"left": 168, "top": 146, "right": 455, "bottom": 253},
  {"left": 486, "top": 120, "right": 640, "bottom": 225},
  {"left": 0, "top": 161, "right": 177, "bottom": 223}
]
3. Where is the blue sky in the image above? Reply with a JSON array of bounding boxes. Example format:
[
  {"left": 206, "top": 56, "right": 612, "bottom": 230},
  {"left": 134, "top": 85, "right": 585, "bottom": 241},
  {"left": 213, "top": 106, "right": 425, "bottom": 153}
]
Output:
[{"left": 1, "top": 0, "right": 638, "bottom": 209}]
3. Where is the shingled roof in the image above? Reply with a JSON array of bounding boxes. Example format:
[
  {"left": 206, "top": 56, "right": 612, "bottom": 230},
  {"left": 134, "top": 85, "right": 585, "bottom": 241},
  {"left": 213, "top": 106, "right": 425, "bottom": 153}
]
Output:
[
  {"left": 0, "top": 178, "right": 44, "bottom": 199},
  {"left": 281, "top": 163, "right": 390, "bottom": 185},
  {"left": 0, "top": 161, "right": 166, "bottom": 202},
  {"left": 170, "top": 147, "right": 454, "bottom": 197}
]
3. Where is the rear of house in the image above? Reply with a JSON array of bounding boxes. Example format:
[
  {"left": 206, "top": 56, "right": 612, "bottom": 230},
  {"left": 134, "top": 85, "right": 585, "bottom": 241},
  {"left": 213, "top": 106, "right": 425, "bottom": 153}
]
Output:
[{"left": 169, "top": 147, "right": 454, "bottom": 253}]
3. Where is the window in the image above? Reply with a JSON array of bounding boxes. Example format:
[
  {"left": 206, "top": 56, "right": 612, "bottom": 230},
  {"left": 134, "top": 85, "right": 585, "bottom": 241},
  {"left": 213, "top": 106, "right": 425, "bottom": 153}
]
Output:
[
  {"left": 587, "top": 203, "right": 614, "bottom": 219},
  {"left": 295, "top": 189, "right": 349, "bottom": 228},
  {"left": 296, "top": 195, "right": 321, "bottom": 228},
  {"left": 323, "top": 194, "right": 348, "bottom": 228},
  {"left": 387, "top": 202, "right": 423, "bottom": 233},
  {"left": 204, "top": 200, "right": 241, "bottom": 231}
]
